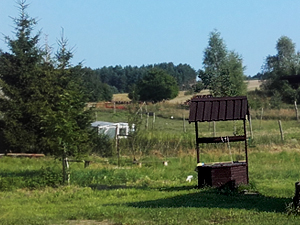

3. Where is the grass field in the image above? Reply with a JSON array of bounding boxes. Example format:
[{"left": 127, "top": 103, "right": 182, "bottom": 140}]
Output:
[
  {"left": 2, "top": 110, "right": 300, "bottom": 224},
  {"left": 1, "top": 150, "right": 300, "bottom": 225}
]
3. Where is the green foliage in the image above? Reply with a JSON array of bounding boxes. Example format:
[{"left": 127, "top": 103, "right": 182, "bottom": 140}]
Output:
[
  {"left": 247, "top": 89, "right": 268, "bottom": 110},
  {"left": 192, "top": 81, "right": 205, "bottom": 93},
  {"left": 127, "top": 84, "right": 140, "bottom": 103},
  {"left": 91, "top": 132, "right": 113, "bottom": 157},
  {"left": 199, "top": 30, "right": 247, "bottom": 97},
  {"left": 0, "top": 2, "right": 92, "bottom": 158},
  {"left": 0, "top": 1, "right": 48, "bottom": 153},
  {"left": 270, "top": 91, "right": 283, "bottom": 109},
  {"left": 93, "top": 63, "right": 197, "bottom": 94},
  {"left": 0, "top": 165, "right": 62, "bottom": 191},
  {"left": 81, "top": 67, "right": 113, "bottom": 102},
  {"left": 261, "top": 36, "right": 300, "bottom": 104},
  {"left": 27, "top": 166, "right": 62, "bottom": 189},
  {"left": 133, "top": 68, "right": 179, "bottom": 102}
]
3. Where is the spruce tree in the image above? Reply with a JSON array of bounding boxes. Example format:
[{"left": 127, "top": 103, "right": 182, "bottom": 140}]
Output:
[
  {"left": 41, "top": 34, "right": 92, "bottom": 159},
  {"left": 0, "top": 0, "right": 47, "bottom": 152},
  {"left": 0, "top": 1, "right": 92, "bottom": 159}
]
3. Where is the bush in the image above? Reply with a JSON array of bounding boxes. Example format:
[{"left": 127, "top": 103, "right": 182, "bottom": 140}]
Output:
[
  {"left": 91, "top": 133, "right": 114, "bottom": 157},
  {"left": 27, "top": 166, "right": 62, "bottom": 189}
]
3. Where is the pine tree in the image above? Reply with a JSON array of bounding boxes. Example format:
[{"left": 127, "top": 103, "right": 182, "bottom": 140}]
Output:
[
  {"left": 41, "top": 34, "right": 92, "bottom": 159},
  {"left": 0, "top": 1, "right": 92, "bottom": 159},
  {"left": 0, "top": 0, "right": 47, "bottom": 152}
]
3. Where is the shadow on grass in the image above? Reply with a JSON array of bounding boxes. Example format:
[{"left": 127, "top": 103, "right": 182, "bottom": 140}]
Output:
[
  {"left": 157, "top": 185, "right": 198, "bottom": 191},
  {"left": 123, "top": 189, "right": 290, "bottom": 213},
  {"left": 0, "top": 170, "right": 41, "bottom": 178},
  {"left": 89, "top": 184, "right": 198, "bottom": 191},
  {"left": 89, "top": 184, "right": 151, "bottom": 191}
]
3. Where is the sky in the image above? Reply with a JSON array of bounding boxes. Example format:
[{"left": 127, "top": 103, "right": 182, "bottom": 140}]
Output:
[{"left": 1, "top": 0, "right": 300, "bottom": 76}]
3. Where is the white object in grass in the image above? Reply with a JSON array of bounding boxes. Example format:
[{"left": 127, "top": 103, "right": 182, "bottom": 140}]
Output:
[{"left": 186, "top": 175, "right": 193, "bottom": 182}]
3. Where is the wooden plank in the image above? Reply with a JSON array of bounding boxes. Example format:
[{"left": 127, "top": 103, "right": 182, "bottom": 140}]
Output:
[
  {"left": 6, "top": 153, "right": 45, "bottom": 158},
  {"left": 197, "top": 135, "right": 246, "bottom": 144}
]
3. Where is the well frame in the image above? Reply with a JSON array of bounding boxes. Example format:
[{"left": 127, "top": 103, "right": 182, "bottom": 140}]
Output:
[{"left": 189, "top": 96, "right": 250, "bottom": 188}]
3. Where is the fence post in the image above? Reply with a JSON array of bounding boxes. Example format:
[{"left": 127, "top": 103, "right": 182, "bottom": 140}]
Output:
[
  {"left": 260, "top": 107, "right": 263, "bottom": 129},
  {"left": 278, "top": 120, "right": 284, "bottom": 141},
  {"left": 249, "top": 115, "right": 253, "bottom": 140},
  {"left": 146, "top": 113, "right": 149, "bottom": 130},
  {"left": 295, "top": 101, "right": 299, "bottom": 122},
  {"left": 183, "top": 113, "right": 186, "bottom": 132}
]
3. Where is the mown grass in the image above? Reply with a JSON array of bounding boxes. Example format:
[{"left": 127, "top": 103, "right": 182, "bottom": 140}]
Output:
[{"left": 1, "top": 151, "right": 300, "bottom": 224}]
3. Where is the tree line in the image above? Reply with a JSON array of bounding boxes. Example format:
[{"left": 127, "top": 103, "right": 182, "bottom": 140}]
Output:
[{"left": 81, "top": 62, "right": 198, "bottom": 102}]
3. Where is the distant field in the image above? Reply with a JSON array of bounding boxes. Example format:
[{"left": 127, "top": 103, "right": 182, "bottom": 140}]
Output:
[
  {"left": 247, "top": 79, "right": 262, "bottom": 91},
  {"left": 113, "top": 80, "right": 262, "bottom": 103}
]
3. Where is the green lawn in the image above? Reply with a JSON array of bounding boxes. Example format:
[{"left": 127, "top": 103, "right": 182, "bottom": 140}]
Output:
[{"left": 1, "top": 151, "right": 300, "bottom": 224}]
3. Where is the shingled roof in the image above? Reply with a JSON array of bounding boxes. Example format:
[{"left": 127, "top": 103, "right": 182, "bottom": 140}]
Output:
[{"left": 188, "top": 96, "right": 249, "bottom": 122}]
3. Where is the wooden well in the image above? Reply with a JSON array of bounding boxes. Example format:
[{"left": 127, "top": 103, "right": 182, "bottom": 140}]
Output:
[{"left": 189, "top": 96, "right": 250, "bottom": 188}]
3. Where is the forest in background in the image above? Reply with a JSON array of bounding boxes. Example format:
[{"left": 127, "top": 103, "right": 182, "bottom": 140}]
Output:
[{"left": 81, "top": 62, "right": 197, "bottom": 102}]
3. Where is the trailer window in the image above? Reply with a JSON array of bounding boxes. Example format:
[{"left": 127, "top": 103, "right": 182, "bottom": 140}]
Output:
[{"left": 119, "top": 128, "right": 127, "bottom": 136}]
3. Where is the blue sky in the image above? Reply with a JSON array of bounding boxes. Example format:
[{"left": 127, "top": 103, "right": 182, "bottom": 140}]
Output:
[{"left": 1, "top": 0, "right": 300, "bottom": 76}]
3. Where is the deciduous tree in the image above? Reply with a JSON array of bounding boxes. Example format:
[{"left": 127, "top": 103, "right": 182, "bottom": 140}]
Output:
[
  {"left": 131, "top": 69, "right": 179, "bottom": 102},
  {"left": 199, "top": 30, "right": 247, "bottom": 97},
  {"left": 261, "top": 36, "right": 300, "bottom": 103}
]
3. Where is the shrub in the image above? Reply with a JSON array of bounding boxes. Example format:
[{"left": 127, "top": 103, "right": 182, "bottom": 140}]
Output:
[
  {"left": 27, "top": 166, "right": 62, "bottom": 189},
  {"left": 91, "top": 133, "right": 114, "bottom": 157}
]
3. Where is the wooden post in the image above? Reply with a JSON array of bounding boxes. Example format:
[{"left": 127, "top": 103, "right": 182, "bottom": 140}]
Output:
[
  {"left": 152, "top": 112, "right": 155, "bottom": 129},
  {"left": 61, "top": 146, "right": 67, "bottom": 184},
  {"left": 183, "top": 113, "right": 186, "bottom": 133},
  {"left": 66, "top": 158, "right": 70, "bottom": 185},
  {"left": 213, "top": 121, "right": 216, "bottom": 137},
  {"left": 117, "top": 137, "right": 120, "bottom": 167},
  {"left": 115, "top": 124, "right": 119, "bottom": 148},
  {"left": 243, "top": 119, "right": 249, "bottom": 184},
  {"left": 260, "top": 108, "right": 263, "bottom": 129},
  {"left": 84, "top": 160, "right": 90, "bottom": 168},
  {"left": 295, "top": 101, "right": 299, "bottom": 122},
  {"left": 278, "top": 120, "right": 284, "bottom": 141},
  {"left": 249, "top": 115, "right": 253, "bottom": 140},
  {"left": 195, "top": 122, "right": 200, "bottom": 163},
  {"left": 146, "top": 113, "right": 149, "bottom": 130},
  {"left": 113, "top": 102, "right": 116, "bottom": 114},
  {"left": 233, "top": 120, "right": 236, "bottom": 136}
]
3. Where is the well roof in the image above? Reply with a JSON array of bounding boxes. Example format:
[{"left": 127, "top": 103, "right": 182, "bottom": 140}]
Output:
[{"left": 188, "top": 96, "right": 249, "bottom": 122}]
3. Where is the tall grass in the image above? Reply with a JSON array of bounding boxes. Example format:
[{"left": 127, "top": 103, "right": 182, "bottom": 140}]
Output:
[{"left": 93, "top": 107, "right": 300, "bottom": 161}]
